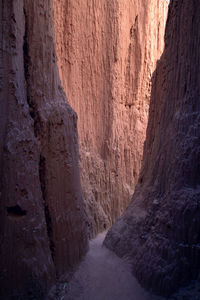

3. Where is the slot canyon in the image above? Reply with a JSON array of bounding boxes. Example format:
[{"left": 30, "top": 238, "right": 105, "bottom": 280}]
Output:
[{"left": 0, "top": 0, "right": 199, "bottom": 299}]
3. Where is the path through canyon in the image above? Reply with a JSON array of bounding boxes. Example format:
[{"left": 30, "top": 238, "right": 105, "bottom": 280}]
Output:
[{"left": 63, "top": 232, "right": 161, "bottom": 300}]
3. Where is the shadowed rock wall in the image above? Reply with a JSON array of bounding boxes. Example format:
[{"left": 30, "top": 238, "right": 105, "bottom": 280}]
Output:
[
  {"left": 53, "top": 0, "right": 168, "bottom": 236},
  {"left": 0, "top": 1, "right": 88, "bottom": 298},
  {"left": 104, "top": 0, "right": 200, "bottom": 296}
]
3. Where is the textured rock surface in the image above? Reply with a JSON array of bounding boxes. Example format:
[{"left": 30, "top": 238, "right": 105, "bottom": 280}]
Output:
[
  {"left": 0, "top": 1, "right": 88, "bottom": 298},
  {"left": 53, "top": 0, "right": 168, "bottom": 236},
  {"left": 104, "top": 0, "right": 200, "bottom": 296}
]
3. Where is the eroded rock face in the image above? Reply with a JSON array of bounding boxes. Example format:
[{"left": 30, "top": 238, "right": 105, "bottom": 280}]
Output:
[
  {"left": 104, "top": 0, "right": 200, "bottom": 296},
  {"left": 53, "top": 0, "right": 168, "bottom": 236},
  {"left": 0, "top": 1, "right": 88, "bottom": 298}
]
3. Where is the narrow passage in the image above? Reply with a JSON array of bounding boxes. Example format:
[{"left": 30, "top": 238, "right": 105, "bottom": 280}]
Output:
[{"left": 64, "top": 232, "right": 161, "bottom": 300}]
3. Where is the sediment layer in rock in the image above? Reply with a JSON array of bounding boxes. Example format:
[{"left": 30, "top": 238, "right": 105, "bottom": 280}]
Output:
[
  {"left": 104, "top": 0, "right": 200, "bottom": 296},
  {"left": 0, "top": 1, "right": 88, "bottom": 298},
  {"left": 53, "top": 0, "right": 168, "bottom": 236}
]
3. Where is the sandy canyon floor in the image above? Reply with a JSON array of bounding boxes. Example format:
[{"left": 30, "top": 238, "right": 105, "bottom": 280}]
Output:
[
  {"left": 48, "top": 232, "right": 200, "bottom": 300},
  {"left": 63, "top": 232, "right": 161, "bottom": 300}
]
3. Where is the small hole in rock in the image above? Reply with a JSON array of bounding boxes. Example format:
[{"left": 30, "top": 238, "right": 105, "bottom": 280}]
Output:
[
  {"left": 7, "top": 205, "right": 27, "bottom": 218},
  {"left": 139, "top": 177, "right": 143, "bottom": 184}
]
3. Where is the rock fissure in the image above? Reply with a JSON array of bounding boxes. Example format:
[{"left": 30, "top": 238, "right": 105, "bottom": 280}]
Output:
[
  {"left": 44, "top": 204, "right": 56, "bottom": 264},
  {"left": 39, "top": 154, "right": 56, "bottom": 265}
]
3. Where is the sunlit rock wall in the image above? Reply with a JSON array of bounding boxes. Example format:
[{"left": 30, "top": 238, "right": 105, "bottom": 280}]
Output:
[
  {"left": 53, "top": 0, "right": 168, "bottom": 236},
  {"left": 104, "top": 0, "right": 200, "bottom": 296}
]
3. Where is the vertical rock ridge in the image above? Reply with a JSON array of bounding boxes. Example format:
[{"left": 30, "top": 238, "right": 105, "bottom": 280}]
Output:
[
  {"left": 23, "top": 8, "right": 40, "bottom": 138},
  {"left": 0, "top": 0, "right": 88, "bottom": 298},
  {"left": 23, "top": 0, "right": 89, "bottom": 276},
  {"left": 0, "top": 2, "right": 55, "bottom": 298}
]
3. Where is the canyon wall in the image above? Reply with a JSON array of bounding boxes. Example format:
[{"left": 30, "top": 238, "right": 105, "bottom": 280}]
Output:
[
  {"left": 0, "top": 1, "right": 88, "bottom": 298},
  {"left": 53, "top": 0, "right": 168, "bottom": 236},
  {"left": 104, "top": 0, "right": 200, "bottom": 296}
]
